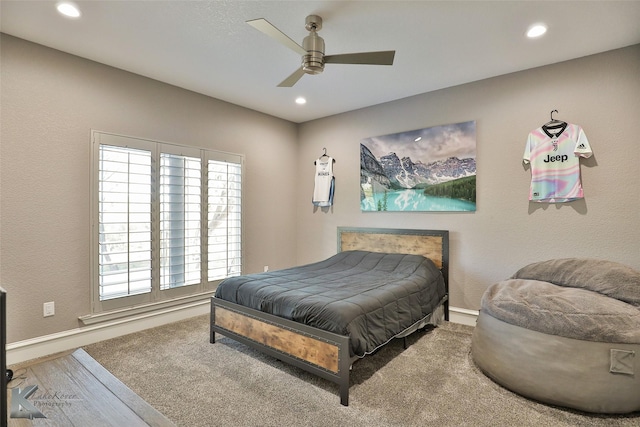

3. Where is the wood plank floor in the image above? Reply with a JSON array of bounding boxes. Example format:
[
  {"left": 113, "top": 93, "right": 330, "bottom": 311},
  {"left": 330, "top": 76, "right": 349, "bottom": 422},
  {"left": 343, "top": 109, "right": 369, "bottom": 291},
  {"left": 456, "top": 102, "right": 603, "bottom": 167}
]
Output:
[{"left": 6, "top": 349, "right": 175, "bottom": 427}]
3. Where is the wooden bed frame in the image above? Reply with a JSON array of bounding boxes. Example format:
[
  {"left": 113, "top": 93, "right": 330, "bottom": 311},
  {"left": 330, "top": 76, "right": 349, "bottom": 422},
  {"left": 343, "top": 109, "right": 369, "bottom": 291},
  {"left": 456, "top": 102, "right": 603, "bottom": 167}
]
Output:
[{"left": 210, "top": 227, "right": 449, "bottom": 406}]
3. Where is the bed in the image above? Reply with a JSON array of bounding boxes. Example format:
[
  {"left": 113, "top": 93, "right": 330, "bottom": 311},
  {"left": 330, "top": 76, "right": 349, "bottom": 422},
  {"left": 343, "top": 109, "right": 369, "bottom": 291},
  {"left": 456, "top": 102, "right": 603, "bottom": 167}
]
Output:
[{"left": 210, "top": 227, "right": 449, "bottom": 406}]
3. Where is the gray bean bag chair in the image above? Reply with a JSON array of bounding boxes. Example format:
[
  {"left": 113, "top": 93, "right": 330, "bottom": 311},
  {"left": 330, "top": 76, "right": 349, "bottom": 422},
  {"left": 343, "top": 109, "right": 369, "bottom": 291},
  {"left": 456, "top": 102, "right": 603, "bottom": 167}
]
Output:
[{"left": 471, "top": 259, "right": 640, "bottom": 414}]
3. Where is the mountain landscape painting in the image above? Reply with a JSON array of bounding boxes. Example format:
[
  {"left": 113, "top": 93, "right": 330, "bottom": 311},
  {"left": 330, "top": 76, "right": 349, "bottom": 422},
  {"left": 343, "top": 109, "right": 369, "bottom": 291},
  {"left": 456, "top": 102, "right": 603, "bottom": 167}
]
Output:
[{"left": 361, "top": 120, "right": 476, "bottom": 212}]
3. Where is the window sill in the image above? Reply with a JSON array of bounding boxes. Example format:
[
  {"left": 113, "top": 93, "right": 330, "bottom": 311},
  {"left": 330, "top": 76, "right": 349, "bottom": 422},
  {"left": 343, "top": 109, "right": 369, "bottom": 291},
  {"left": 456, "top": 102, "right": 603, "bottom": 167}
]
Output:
[{"left": 79, "top": 291, "right": 215, "bottom": 326}]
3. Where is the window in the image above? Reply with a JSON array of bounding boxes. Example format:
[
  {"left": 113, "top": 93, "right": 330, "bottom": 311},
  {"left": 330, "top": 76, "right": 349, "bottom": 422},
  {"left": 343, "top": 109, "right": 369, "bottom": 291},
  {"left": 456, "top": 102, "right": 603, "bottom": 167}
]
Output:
[{"left": 91, "top": 131, "right": 242, "bottom": 313}]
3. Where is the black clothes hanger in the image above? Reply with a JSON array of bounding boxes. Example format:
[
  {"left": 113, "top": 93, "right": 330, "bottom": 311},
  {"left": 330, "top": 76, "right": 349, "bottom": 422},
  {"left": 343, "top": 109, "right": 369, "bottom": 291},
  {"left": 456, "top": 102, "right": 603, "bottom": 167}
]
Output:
[
  {"left": 542, "top": 109, "right": 567, "bottom": 139},
  {"left": 544, "top": 110, "right": 566, "bottom": 126},
  {"left": 314, "top": 148, "right": 335, "bottom": 164}
]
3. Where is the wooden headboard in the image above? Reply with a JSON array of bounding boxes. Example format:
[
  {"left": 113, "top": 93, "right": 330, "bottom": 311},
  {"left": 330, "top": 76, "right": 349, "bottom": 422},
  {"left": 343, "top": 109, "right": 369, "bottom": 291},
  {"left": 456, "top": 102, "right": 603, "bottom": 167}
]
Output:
[{"left": 337, "top": 227, "right": 449, "bottom": 273}]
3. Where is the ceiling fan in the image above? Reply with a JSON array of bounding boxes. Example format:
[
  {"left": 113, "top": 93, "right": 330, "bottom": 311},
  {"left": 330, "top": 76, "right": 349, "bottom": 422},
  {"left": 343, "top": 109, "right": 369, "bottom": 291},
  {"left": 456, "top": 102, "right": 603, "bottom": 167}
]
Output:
[{"left": 247, "top": 15, "right": 396, "bottom": 87}]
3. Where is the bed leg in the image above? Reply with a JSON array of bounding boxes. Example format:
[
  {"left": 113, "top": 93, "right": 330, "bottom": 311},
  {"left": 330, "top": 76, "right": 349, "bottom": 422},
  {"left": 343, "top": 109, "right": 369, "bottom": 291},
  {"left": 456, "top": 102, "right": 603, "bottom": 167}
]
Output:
[
  {"left": 444, "top": 300, "right": 450, "bottom": 322},
  {"left": 340, "top": 383, "right": 349, "bottom": 406},
  {"left": 338, "top": 336, "right": 351, "bottom": 406},
  {"left": 210, "top": 301, "right": 216, "bottom": 344}
]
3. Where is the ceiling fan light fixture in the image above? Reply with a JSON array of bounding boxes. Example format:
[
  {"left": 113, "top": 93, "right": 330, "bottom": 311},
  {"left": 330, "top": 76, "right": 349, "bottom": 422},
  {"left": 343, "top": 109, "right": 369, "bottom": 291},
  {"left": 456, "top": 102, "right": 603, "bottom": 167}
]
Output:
[{"left": 302, "top": 55, "right": 325, "bottom": 74}]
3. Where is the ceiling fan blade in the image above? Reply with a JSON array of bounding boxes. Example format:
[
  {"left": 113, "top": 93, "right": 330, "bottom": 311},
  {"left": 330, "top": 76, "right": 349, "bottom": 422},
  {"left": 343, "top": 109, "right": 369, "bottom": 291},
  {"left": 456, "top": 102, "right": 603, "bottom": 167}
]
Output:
[
  {"left": 247, "top": 18, "right": 308, "bottom": 56},
  {"left": 324, "top": 50, "right": 395, "bottom": 65},
  {"left": 278, "top": 67, "right": 306, "bottom": 87}
]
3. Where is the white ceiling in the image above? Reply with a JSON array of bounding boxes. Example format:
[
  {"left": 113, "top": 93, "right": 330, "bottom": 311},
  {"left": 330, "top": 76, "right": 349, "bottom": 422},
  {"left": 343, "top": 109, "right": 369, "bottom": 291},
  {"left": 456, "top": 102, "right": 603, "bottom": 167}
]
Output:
[{"left": 2, "top": 1, "right": 639, "bottom": 123}]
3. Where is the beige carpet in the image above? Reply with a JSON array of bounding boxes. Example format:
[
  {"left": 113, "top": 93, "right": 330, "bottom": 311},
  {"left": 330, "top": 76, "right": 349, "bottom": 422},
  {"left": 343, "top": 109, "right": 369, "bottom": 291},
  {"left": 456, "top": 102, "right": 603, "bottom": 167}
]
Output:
[{"left": 84, "top": 315, "right": 639, "bottom": 427}]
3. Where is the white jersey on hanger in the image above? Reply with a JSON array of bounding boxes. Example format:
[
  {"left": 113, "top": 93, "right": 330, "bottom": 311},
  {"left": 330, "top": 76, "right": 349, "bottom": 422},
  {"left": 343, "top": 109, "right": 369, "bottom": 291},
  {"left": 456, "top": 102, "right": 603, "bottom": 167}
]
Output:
[{"left": 313, "top": 156, "right": 334, "bottom": 207}]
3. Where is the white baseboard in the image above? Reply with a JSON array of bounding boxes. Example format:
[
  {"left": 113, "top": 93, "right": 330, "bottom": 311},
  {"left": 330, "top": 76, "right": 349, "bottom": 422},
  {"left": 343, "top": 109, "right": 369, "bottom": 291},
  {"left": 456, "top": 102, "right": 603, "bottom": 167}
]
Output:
[
  {"left": 7, "top": 303, "right": 477, "bottom": 366},
  {"left": 7, "top": 300, "right": 210, "bottom": 366},
  {"left": 448, "top": 306, "right": 479, "bottom": 327}
]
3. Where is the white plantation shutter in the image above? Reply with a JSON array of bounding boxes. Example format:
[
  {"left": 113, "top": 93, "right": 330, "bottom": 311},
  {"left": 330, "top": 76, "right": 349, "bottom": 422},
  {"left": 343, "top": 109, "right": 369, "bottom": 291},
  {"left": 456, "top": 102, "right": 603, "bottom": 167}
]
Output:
[
  {"left": 208, "top": 159, "right": 242, "bottom": 280},
  {"left": 160, "top": 152, "right": 202, "bottom": 290},
  {"left": 91, "top": 131, "right": 243, "bottom": 313},
  {"left": 98, "top": 144, "right": 153, "bottom": 300}
]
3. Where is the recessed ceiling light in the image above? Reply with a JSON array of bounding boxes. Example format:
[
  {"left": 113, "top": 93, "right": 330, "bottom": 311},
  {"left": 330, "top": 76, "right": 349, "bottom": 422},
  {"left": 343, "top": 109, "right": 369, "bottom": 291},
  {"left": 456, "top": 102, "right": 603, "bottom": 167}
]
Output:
[
  {"left": 527, "top": 24, "right": 547, "bottom": 38},
  {"left": 295, "top": 97, "right": 307, "bottom": 105},
  {"left": 57, "top": 2, "right": 81, "bottom": 18}
]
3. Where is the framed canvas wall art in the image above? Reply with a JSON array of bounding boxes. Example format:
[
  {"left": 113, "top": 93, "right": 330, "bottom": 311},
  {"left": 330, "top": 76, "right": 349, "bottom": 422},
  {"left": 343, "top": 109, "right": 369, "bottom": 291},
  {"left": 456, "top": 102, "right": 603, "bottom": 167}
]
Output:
[{"left": 360, "top": 121, "right": 476, "bottom": 212}]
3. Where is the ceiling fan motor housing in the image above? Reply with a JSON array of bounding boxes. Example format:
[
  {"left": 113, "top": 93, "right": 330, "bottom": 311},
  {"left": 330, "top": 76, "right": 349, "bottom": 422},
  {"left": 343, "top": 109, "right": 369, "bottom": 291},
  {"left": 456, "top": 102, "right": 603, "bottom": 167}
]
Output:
[
  {"left": 302, "top": 15, "right": 324, "bottom": 74},
  {"left": 302, "top": 32, "right": 325, "bottom": 74}
]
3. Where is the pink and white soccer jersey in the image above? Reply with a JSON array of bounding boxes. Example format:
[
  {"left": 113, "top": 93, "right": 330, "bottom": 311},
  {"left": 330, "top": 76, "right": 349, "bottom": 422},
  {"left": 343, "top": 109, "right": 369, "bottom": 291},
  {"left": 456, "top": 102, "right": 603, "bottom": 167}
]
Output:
[{"left": 523, "top": 123, "right": 592, "bottom": 203}]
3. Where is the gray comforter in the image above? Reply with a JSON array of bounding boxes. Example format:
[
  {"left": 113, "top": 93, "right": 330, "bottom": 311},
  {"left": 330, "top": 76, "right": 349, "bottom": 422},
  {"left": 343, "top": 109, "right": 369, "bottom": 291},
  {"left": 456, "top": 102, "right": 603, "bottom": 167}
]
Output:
[{"left": 214, "top": 250, "right": 446, "bottom": 357}]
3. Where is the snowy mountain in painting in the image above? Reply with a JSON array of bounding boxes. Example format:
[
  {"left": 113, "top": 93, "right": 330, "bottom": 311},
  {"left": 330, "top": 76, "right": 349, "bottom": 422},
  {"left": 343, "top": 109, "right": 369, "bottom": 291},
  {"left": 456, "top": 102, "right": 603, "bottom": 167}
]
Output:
[{"left": 360, "top": 144, "right": 476, "bottom": 192}]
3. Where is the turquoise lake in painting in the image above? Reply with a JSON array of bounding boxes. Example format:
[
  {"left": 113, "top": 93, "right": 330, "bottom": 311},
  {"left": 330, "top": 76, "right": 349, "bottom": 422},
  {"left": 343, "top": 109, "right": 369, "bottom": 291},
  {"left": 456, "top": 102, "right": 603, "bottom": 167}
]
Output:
[{"left": 361, "top": 188, "right": 476, "bottom": 212}]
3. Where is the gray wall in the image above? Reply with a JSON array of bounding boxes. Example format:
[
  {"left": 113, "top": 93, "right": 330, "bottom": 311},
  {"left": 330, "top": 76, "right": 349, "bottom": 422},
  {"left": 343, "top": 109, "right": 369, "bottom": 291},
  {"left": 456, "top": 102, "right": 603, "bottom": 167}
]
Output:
[
  {"left": 2, "top": 33, "right": 639, "bottom": 344},
  {"left": 0, "top": 34, "right": 299, "bottom": 342},
  {"left": 296, "top": 44, "right": 640, "bottom": 310}
]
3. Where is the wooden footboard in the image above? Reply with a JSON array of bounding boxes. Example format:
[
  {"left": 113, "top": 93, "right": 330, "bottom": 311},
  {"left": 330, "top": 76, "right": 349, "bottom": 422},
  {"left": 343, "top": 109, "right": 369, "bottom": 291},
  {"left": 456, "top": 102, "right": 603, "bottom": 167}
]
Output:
[{"left": 210, "top": 297, "right": 352, "bottom": 405}]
